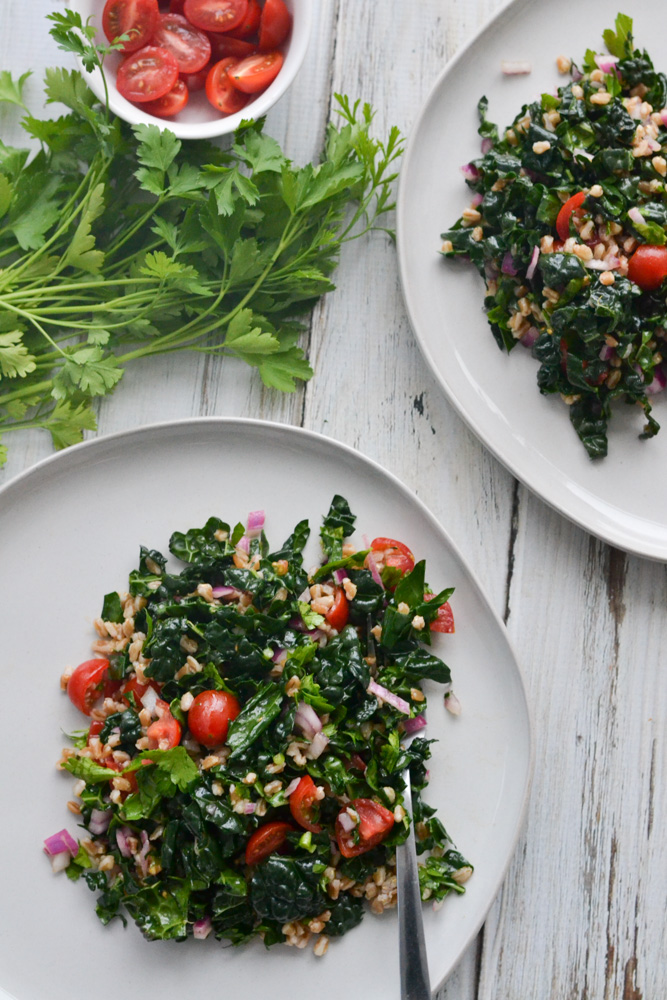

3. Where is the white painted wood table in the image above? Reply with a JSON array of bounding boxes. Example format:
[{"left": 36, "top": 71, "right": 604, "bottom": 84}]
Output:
[{"left": 1, "top": 1, "right": 664, "bottom": 997}]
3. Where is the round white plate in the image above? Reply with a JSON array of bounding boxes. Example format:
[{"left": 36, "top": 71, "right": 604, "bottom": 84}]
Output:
[
  {"left": 0, "top": 419, "right": 531, "bottom": 999},
  {"left": 397, "top": 0, "right": 667, "bottom": 561}
]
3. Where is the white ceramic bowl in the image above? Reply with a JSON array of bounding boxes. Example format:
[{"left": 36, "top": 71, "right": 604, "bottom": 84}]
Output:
[{"left": 73, "top": 0, "right": 312, "bottom": 139}]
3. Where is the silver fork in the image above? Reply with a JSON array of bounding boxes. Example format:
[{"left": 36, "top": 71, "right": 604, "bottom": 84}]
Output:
[{"left": 396, "top": 758, "right": 431, "bottom": 999}]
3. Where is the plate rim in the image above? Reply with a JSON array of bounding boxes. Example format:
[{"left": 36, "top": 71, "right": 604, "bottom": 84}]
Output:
[
  {"left": 396, "top": 0, "right": 667, "bottom": 562},
  {"left": 0, "top": 416, "right": 533, "bottom": 992}
]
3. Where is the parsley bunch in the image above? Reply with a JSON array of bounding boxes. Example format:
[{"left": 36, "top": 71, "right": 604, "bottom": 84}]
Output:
[{"left": 0, "top": 10, "right": 403, "bottom": 466}]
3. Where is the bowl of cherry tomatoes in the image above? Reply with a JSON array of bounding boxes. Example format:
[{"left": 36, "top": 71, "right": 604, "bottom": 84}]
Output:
[{"left": 74, "top": 0, "right": 312, "bottom": 138}]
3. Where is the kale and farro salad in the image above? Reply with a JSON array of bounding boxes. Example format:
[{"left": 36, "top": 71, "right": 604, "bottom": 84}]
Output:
[
  {"left": 441, "top": 14, "right": 667, "bottom": 458},
  {"left": 45, "top": 497, "right": 471, "bottom": 954}
]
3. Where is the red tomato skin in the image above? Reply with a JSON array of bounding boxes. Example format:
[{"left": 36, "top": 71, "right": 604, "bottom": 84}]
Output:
[
  {"left": 151, "top": 13, "right": 212, "bottom": 73},
  {"left": 228, "top": 0, "right": 261, "bottom": 38},
  {"left": 146, "top": 699, "right": 182, "bottom": 749},
  {"left": 289, "top": 775, "right": 322, "bottom": 833},
  {"left": 227, "top": 50, "right": 283, "bottom": 93},
  {"left": 556, "top": 191, "right": 586, "bottom": 242},
  {"left": 187, "top": 689, "right": 241, "bottom": 747},
  {"left": 68, "top": 659, "right": 110, "bottom": 715},
  {"left": 423, "top": 594, "right": 455, "bottom": 633},
  {"left": 627, "top": 245, "right": 667, "bottom": 291},
  {"left": 207, "top": 33, "right": 257, "bottom": 59},
  {"left": 120, "top": 676, "right": 161, "bottom": 706},
  {"left": 325, "top": 587, "right": 349, "bottom": 631},
  {"left": 183, "top": 0, "right": 248, "bottom": 33},
  {"left": 142, "top": 78, "right": 190, "bottom": 116},
  {"left": 205, "top": 58, "right": 249, "bottom": 113},
  {"left": 370, "top": 536, "right": 415, "bottom": 576},
  {"left": 245, "top": 821, "right": 293, "bottom": 864},
  {"left": 335, "top": 798, "right": 395, "bottom": 859},
  {"left": 169, "top": 0, "right": 187, "bottom": 11},
  {"left": 181, "top": 65, "right": 210, "bottom": 91},
  {"left": 259, "top": 0, "right": 291, "bottom": 51},
  {"left": 116, "top": 46, "right": 179, "bottom": 103},
  {"left": 103, "top": 0, "right": 160, "bottom": 53}
]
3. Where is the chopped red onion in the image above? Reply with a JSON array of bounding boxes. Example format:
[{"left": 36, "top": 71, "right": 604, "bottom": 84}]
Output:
[
  {"left": 594, "top": 53, "right": 618, "bottom": 74},
  {"left": 297, "top": 586, "right": 311, "bottom": 602},
  {"left": 306, "top": 731, "right": 329, "bottom": 760},
  {"left": 445, "top": 692, "right": 462, "bottom": 716},
  {"left": 367, "top": 678, "right": 411, "bottom": 715},
  {"left": 470, "top": 192, "right": 483, "bottom": 208},
  {"left": 333, "top": 568, "right": 347, "bottom": 585},
  {"left": 193, "top": 916, "right": 212, "bottom": 940},
  {"left": 295, "top": 702, "right": 322, "bottom": 739},
  {"left": 44, "top": 829, "right": 78, "bottom": 857},
  {"left": 403, "top": 714, "right": 427, "bottom": 735},
  {"left": 246, "top": 510, "right": 265, "bottom": 539},
  {"left": 460, "top": 162, "right": 480, "bottom": 182},
  {"left": 501, "top": 60, "right": 532, "bottom": 75},
  {"left": 337, "top": 811, "right": 355, "bottom": 833},
  {"left": 140, "top": 685, "right": 160, "bottom": 718},
  {"left": 661, "top": 109, "right": 667, "bottom": 127},
  {"left": 50, "top": 851, "right": 71, "bottom": 873},
  {"left": 236, "top": 535, "right": 250, "bottom": 554},
  {"left": 599, "top": 344, "right": 615, "bottom": 362},
  {"left": 501, "top": 251, "right": 518, "bottom": 276},
  {"left": 526, "top": 245, "right": 540, "bottom": 281},
  {"left": 211, "top": 585, "right": 243, "bottom": 600},
  {"left": 89, "top": 809, "right": 112, "bottom": 835},
  {"left": 289, "top": 617, "right": 325, "bottom": 641},
  {"left": 284, "top": 778, "right": 301, "bottom": 797},
  {"left": 481, "top": 137, "right": 494, "bottom": 154},
  {"left": 646, "top": 367, "right": 667, "bottom": 395},
  {"left": 272, "top": 648, "right": 287, "bottom": 665},
  {"left": 521, "top": 326, "right": 540, "bottom": 349},
  {"left": 628, "top": 206, "right": 647, "bottom": 227},
  {"left": 116, "top": 827, "right": 133, "bottom": 859},
  {"left": 365, "top": 550, "right": 384, "bottom": 590},
  {"left": 244, "top": 802, "right": 256, "bottom": 815},
  {"left": 571, "top": 66, "right": 583, "bottom": 81}
]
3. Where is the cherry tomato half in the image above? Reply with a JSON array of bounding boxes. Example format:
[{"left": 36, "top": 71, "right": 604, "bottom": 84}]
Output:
[
  {"left": 556, "top": 191, "right": 586, "bottom": 242},
  {"left": 335, "top": 799, "right": 395, "bottom": 859},
  {"left": 627, "top": 245, "right": 667, "bottom": 291},
  {"left": 325, "top": 587, "right": 349, "bottom": 631},
  {"left": 208, "top": 33, "right": 257, "bottom": 59},
  {"left": 245, "top": 821, "right": 293, "bottom": 864},
  {"left": 120, "top": 676, "right": 161, "bottom": 707},
  {"left": 146, "top": 699, "right": 182, "bottom": 750},
  {"left": 116, "top": 46, "right": 179, "bottom": 103},
  {"left": 169, "top": 0, "right": 187, "bottom": 11},
  {"left": 423, "top": 593, "right": 455, "bottom": 633},
  {"left": 370, "top": 537, "right": 415, "bottom": 576},
  {"left": 67, "top": 659, "right": 110, "bottom": 715},
  {"left": 228, "top": 0, "right": 261, "bottom": 39},
  {"left": 142, "top": 78, "right": 190, "bottom": 116},
  {"left": 258, "top": 0, "right": 291, "bottom": 51},
  {"left": 205, "top": 57, "right": 249, "bottom": 113},
  {"left": 103, "top": 0, "right": 159, "bottom": 53},
  {"left": 184, "top": 0, "right": 248, "bottom": 33},
  {"left": 289, "top": 775, "right": 322, "bottom": 833},
  {"left": 180, "top": 66, "right": 210, "bottom": 91},
  {"left": 187, "top": 689, "right": 241, "bottom": 747},
  {"left": 227, "top": 50, "right": 283, "bottom": 94},
  {"left": 152, "top": 13, "right": 212, "bottom": 73}
]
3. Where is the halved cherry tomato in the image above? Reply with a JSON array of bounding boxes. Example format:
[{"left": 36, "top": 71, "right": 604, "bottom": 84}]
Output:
[
  {"left": 370, "top": 537, "right": 415, "bottom": 576},
  {"left": 335, "top": 799, "right": 395, "bottom": 859},
  {"left": 103, "top": 0, "right": 159, "bottom": 53},
  {"left": 142, "top": 78, "right": 190, "bottom": 116},
  {"left": 184, "top": 0, "right": 248, "bottom": 33},
  {"left": 424, "top": 593, "right": 455, "bottom": 633},
  {"left": 120, "top": 676, "right": 161, "bottom": 707},
  {"left": 228, "top": 0, "right": 261, "bottom": 38},
  {"left": 88, "top": 720, "right": 104, "bottom": 741},
  {"left": 227, "top": 50, "right": 283, "bottom": 93},
  {"left": 146, "top": 699, "right": 182, "bottom": 749},
  {"left": 258, "top": 0, "right": 291, "bottom": 51},
  {"left": 152, "top": 13, "right": 211, "bottom": 73},
  {"left": 627, "top": 245, "right": 667, "bottom": 291},
  {"left": 289, "top": 775, "right": 322, "bottom": 833},
  {"left": 180, "top": 66, "right": 210, "bottom": 91},
  {"left": 169, "top": 0, "right": 187, "bottom": 11},
  {"left": 205, "top": 57, "right": 249, "bottom": 113},
  {"left": 187, "top": 689, "right": 241, "bottom": 747},
  {"left": 556, "top": 191, "right": 586, "bottom": 242},
  {"left": 67, "top": 659, "right": 110, "bottom": 715},
  {"left": 207, "top": 33, "right": 257, "bottom": 59},
  {"left": 325, "top": 587, "right": 349, "bottom": 631},
  {"left": 245, "top": 821, "right": 293, "bottom": 864},
  {"left": 116, "top": 46, "right": 179, "bottom": 103}
]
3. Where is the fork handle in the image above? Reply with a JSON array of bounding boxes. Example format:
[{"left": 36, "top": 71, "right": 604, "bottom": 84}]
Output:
[{"left": 396, "top": 771, "right": 432, "bottom": 1000}]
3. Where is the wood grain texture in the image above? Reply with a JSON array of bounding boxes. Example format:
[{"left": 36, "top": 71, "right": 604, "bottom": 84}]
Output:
[{"left": 1, "top": 2, "right": 665, "bottom": 999}]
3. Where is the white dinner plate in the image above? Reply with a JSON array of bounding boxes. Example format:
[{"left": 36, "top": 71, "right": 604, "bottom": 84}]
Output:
[
  {"left": 0, "top": 419, "right": 531, "bottom": 999},
  {"left": 397, "top": 0, "right": 667, "bottom": 561}
]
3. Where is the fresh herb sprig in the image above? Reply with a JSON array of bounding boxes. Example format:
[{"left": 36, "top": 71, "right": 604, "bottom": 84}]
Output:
[{"left": 0, "top": 10, "right": 404, "bottom": 467}]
